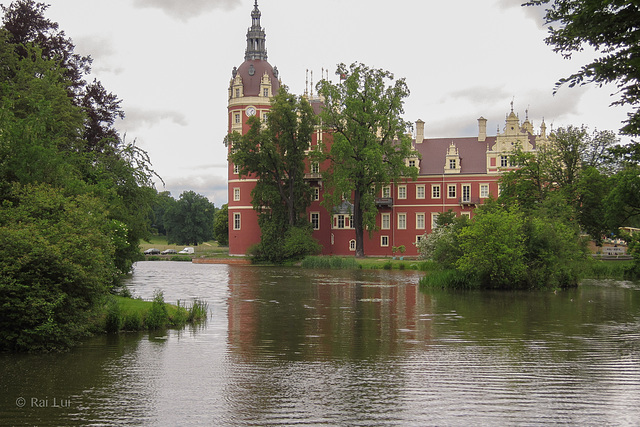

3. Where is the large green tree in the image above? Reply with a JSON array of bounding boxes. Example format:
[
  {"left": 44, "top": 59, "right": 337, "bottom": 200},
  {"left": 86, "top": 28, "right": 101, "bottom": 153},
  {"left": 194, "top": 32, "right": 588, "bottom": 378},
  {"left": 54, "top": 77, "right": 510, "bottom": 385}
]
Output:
[
  {"left": 164, "top": 191, "right": 215, "bottom": 246},
  {"left": 316, "top": 63, "right": 417, "bottom": 257},
  {"left": 228, "top": 85, "right": 320, "bottom": 262},
  {"left": 229, "top": 85, "right": 315, "bottom": 228},
  {"left": 524, "top": 0, "right": 640, "bottom": 135}
]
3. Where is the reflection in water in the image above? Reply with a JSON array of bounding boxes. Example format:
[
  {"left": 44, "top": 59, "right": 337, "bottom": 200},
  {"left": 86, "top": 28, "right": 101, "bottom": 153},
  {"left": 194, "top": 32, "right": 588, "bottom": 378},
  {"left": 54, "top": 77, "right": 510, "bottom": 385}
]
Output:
[{"left": 1, "top": 263, "right": 639, "bottom": 426}]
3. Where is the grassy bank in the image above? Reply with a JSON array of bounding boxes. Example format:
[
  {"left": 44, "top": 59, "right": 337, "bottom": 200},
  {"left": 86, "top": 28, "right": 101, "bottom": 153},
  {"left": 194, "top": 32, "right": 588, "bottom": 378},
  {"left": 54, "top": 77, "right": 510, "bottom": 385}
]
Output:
[
  {"left": 301, "top": 256, "right": 435, "bottom": 271},
  {"left": 95, "top": 292, "right": 208, "bottom": 333}
]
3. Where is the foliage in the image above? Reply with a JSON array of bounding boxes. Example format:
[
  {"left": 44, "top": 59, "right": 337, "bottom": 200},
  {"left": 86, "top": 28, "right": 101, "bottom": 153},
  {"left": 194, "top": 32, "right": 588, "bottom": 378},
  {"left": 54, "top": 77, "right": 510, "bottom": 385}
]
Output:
[
  {"left": 524, "top": 0, "right": 640, "bottom": 136},
  {"left": 229, "top": 85, "right": 315, "bottom": 227},
  {"left": 146, "top": 290, "right": 169, "bottom": 330},
  {"left": 213, "top": 203, "right": 229, "bottom": 246},
  {"left": 249, "top": 219, "right": 320, "bottom": 264},
  {"left": 228, "top": 85, "right": 319, "bottom": 261},
  {"left": 316, "top": 62, "right": 418, "bottom": 257},
  {"left": 419, "top": 200, "right": 585, "bottom": 290},
  {"left": 2, "top": 0, "right": 124, "bottom": 147},
  {"left": 164, "top": 191, "right": 215, "bottom": 246},
  {"left": 604, "top": 166, "right": 640, "bottom": 230},
  {"left": 456, "top": 204, "right": 529, "bottom": 289},
  {"left": 0, "top": 184, "right": 117, "bottom": 352},
  {"left": 416, "top": 212, "right": 468, "bottom": 268},
  {"left": 0, "top": 3, "right": 161, "bottom": 350}
]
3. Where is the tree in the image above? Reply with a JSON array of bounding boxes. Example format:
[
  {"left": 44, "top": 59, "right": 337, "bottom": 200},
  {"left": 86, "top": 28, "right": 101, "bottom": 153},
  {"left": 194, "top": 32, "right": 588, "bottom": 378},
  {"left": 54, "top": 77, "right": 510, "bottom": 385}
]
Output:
[
  {"left": 524, "top": 1, "right": 640, "bottom": 135},
  {"left": 316, "top": 62, "right": 417, "bottom": 257},
  {"left": 228, "top": 85, "right": 320, "bottom": 262},
  {"left": 213, "top": 203, "right": 229, "bottom": 246},
  {"left": 2, "top": 0, "right": 125, "bottom": 150},
  {"left": 229, "top": 85, "right": 315, "bottom": 228},
  {"left": 164, "top": 191, "right": 215, "bottom": 246},
  {"left": 500, "top": 126, "right": 618, "bottom": 242},
  {"left": 150, "top": 191, "right": 175, "bottom": 235}
]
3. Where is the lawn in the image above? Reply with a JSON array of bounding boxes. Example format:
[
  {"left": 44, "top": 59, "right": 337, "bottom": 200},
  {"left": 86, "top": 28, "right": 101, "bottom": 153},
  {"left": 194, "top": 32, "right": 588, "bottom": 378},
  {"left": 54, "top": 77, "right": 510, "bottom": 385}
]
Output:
[{"left": 139, "top": 236, "right": 229, "bottom": 258}]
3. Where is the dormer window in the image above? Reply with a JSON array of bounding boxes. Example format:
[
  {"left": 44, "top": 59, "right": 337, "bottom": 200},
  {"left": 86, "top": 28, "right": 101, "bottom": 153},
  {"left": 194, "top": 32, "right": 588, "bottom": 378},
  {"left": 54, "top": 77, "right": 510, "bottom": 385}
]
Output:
[
  {"left": 444, "top": 142, "right": 461, "bottom": 174},
  {"left": 263, "top": 88, "right": 269, "bottom": 97}
]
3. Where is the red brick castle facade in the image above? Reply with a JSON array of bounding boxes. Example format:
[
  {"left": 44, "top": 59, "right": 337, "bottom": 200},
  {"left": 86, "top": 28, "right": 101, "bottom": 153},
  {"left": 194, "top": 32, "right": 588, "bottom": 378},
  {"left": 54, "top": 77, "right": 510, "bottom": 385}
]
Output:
[{"left": 227, "top": 2, "right": 548, "bottom": 257}]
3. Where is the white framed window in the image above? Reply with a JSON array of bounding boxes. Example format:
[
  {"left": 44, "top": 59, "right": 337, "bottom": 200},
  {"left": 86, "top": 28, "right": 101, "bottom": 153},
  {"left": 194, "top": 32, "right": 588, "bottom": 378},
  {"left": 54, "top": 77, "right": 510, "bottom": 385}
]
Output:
[
  {"left": 313, "top": 187, "right": 320, "bottom": 201},
  {"left": 416, "top": 235, "right": 423, "bottom": 244},
  {"left": 311, "top": 212, "right": 320, "bottom": 230},
  {"left": 462, "top": 184, "right": 471, "bottom": 202},
  {"left": 349, "top": 240, "right": 356, "bottom": 251},
  {"left": 233, "top": 213, "right": 241, "bottom": 230},
  {"left": 235, "top": 88, "right": 240, "bottom": 98},
  {"left": 233, "top": 188, "right": 240, "bottom": 201},
  {"left": 398, "top": 213, "right": 407, "bottom": 230},
  {"left": 449, "top": 159, "right": 456, "bottom": 169},
  {"left": 432, "top": 184, "right": 441, "bottom": 199},
  {"left": 234, "top": 113, "right": 241, "bottom": 124},
  {"left": 381, "top": 213, "right": 391, "bottom": 230},
  {"left": 382, "top": 186, "right": 391, "bottom": 198},
  {"left": 409, "top": 159, "right": 416, "bottom": 168},
  {"left": 398, "top": 185, "right": 407, "bottom": 199},
  {"left": 263, "top": 88, "right": 269, "bottom": 97},
  {"left": 448, "top": 185, "right": 456, "bottom": 199},
  {"left": 381, "top": 236, "right": 389, "bottom": 247},
  {"left": 461, "top": 212, "right": 471, "bottom": 220},
  {"left": 233, "top": 163, "right": 239, "bottom": 175},
  {"left": 337, "top": 215, "right": 345, "bottom": 229},
  {"left": 416, "top": 213, "right": 425, "bottom": 229},
  {"left": 501, "top": 155, "right": 509, "bottom": 167},
  {"left": 311, "top": 162, "right": 320, "bottom": 174},
  {"left": 480, "top": 184, "right": 490, "bottom": 198},
  {"left": 416, "top": 185, "right": 425, "bottom": 199}
]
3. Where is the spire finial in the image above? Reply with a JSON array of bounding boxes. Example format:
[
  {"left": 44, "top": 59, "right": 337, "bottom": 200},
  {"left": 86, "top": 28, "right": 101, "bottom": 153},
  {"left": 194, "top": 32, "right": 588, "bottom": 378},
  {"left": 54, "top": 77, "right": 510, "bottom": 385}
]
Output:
[{"left": 245, "top": 0, "right": 267, "bottom": 61}]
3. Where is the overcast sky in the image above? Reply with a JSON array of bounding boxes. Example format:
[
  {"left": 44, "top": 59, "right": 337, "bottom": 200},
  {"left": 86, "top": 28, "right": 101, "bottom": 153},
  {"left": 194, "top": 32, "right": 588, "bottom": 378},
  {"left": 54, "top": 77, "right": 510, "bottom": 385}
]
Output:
[{"left": 16, "top": 0, "right": 631, "bottom": 205}]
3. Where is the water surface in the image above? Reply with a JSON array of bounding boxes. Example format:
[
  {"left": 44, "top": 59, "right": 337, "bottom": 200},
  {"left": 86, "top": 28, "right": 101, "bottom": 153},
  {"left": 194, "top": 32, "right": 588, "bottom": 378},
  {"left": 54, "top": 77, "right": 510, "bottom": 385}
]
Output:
[{"left": 1, "top": 262, "right": 639, "bottom": 425}]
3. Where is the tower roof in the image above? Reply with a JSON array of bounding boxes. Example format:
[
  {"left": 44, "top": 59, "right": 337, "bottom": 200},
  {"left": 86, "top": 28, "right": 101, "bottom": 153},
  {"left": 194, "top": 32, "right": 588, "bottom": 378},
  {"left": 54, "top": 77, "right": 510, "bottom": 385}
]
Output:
[
  {"left": 230, "top": 1, "right": 279, "bottom": 98},
  {"left": 245, "top": 0, "right": 267, "bottom": 61}
]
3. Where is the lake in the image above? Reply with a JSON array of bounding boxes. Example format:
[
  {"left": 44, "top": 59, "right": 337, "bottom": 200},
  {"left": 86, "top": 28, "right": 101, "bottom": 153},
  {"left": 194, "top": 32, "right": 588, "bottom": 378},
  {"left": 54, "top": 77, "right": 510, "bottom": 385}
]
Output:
[{"left": 1, "top": 261, "right": 640, "bottom": 425}]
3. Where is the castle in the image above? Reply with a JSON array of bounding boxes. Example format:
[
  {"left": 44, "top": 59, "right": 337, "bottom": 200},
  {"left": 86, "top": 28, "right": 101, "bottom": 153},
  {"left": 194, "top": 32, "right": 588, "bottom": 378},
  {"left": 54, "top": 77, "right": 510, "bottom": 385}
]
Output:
[{"left": 227, "top": 1, "right": 548, "bottom": 257}]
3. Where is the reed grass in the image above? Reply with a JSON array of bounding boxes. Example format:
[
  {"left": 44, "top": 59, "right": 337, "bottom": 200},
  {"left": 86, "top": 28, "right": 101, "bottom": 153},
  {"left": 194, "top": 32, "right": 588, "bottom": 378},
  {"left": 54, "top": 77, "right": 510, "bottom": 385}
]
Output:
[{"left": 301, "top": 256, "right": 361, "bottom": 269}]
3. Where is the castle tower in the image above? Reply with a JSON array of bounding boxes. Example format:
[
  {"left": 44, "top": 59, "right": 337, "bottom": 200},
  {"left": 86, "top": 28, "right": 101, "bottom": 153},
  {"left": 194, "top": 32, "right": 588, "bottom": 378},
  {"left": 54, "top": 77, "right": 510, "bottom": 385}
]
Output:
[{"left": 227, "top": 1, "right": 280, "bottom": 256}]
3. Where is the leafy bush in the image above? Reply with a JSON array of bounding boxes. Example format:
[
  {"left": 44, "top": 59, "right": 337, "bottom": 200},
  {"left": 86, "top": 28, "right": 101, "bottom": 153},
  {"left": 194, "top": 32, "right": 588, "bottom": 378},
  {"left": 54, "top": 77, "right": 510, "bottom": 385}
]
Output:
[
  {"left": 0, "top": 184, "right": 116, "bottom": 352},
  {"left": 146, "top": 290, "right": 168, "bottom": 330}
]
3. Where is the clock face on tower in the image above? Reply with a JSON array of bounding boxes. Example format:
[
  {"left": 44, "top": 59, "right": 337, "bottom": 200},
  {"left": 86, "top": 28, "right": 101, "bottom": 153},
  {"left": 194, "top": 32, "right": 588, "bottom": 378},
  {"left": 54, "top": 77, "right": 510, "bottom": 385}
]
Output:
[{"left": 246, "top": 106, "right": 256, "bottom": 117}]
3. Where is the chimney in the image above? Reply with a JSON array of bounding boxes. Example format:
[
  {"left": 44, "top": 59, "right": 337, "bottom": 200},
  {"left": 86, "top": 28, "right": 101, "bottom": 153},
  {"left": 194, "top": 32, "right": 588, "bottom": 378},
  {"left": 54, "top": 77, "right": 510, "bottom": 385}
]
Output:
[
  {"left": 477, "top": 116, "right": 487, "bottom": 142},
  {"left": 415, "top": 119, "right": 425, "bottom": 144}
]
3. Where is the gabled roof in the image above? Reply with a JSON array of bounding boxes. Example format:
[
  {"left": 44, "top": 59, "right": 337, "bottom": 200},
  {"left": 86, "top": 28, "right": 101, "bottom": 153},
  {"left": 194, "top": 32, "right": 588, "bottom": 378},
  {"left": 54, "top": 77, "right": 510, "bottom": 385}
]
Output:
[{"left": 414, "top": 136, "right": 495, "bottom": 175}]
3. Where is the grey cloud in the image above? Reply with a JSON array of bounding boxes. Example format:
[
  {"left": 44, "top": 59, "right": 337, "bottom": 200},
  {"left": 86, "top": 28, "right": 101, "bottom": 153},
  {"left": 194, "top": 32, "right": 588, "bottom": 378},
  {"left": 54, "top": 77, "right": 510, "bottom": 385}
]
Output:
[
  {"left": 445, "top": 85, "right": 512, "bottom": 105},
  {"left": 120, "top": 108, "right": 189, "bottom": 131},
  {"left": 132, "top": 0, "right": 241, "bottom": 21},
  {"left": 495, "top": 0, "right": 548, "bottom": 28}
]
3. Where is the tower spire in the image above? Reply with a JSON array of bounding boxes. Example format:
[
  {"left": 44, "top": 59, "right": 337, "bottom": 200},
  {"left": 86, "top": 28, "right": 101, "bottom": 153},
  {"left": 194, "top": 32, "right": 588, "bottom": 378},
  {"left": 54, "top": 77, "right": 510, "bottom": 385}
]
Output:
[{"left": 245, "top": 1, "right": 268, "bottom": 61}]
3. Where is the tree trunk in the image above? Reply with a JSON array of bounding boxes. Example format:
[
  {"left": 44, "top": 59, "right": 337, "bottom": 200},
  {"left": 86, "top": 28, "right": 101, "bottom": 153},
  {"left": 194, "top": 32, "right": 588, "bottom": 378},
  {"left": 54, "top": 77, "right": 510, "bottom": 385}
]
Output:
[{"left": 353, "top": 189, "right": 365, "bottom": 258}]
